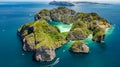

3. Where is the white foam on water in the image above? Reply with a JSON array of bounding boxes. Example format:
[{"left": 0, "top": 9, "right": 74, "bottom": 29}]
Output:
[
  {"left": 105, "top": 26, "right": 114, "bottom": 35},
  {"left": 82, "top": 34, "right": 93, "bottom": 44}
]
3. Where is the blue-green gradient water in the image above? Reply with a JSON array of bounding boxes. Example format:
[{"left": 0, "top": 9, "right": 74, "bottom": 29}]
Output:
[{"left": 0, "top": 2, "right": 120, "bottom": 67}]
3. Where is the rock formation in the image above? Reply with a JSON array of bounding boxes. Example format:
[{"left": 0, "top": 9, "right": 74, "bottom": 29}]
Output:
[
  {"left": 18, "top": 7, "right": 111, "bottom": 62},
  {"left": 69, "top": 41, "right": 89, "bottom": 53},
  {"left": 35, "top": 7, "right": 76, "bottom": 24},
  {"left": 18, "top": 19, "right": 66, "bottom": 62}
]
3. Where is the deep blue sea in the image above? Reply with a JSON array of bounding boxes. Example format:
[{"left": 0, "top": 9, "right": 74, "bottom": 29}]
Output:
[{"left": 0, "top": 2, "right": 120, "bottom": 67}]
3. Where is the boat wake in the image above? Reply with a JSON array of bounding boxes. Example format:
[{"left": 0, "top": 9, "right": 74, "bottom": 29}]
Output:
[{"left": 47, "top": 58, "right": 60, "bottom": 67}]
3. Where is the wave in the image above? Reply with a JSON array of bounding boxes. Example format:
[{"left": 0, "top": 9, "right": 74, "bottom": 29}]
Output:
[{"left": 105, "top": 26, "right": 114, "bottom": 35}]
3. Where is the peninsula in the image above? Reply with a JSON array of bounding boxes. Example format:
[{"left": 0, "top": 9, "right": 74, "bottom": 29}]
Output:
[{"left": 18, "top": 7, "right": 111, "bottom": 62}]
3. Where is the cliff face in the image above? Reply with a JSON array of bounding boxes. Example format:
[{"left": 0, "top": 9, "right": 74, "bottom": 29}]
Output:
[
  {"left": 69, "top": 41, "right": 89, "bottom": 53},
  {"left": 18, "top": 7, "right": 111, "bottom": 62},
  {"left": 35, "top": 8, "right": 111, "bottom": 43},
  {"left": 18, "top": 19, "right": 66, "bottom": 62},
  {"left": 34, "top": 46, "right": 55, "bottom": 62},
  {"left": 35, "top": 7, "right": 76, "bottom": 24},
  {"left": 66, "top": 12, "right": 111, "bottom": 42}
]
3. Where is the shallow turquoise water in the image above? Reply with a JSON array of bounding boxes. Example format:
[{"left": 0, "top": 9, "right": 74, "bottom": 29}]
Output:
[
  {"left": 0, "top": 2, "right": 120, "bottom": 67},
  {"left": 49, "top": 21, "right": 72, "bottom": 32}
]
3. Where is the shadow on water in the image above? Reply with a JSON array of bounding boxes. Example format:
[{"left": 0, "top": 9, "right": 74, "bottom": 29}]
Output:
[
  {"left": 69, "top": 51, "right": 89, "bottom": 59},
  {"left": 96, "top": 42, "right": 107, "bottom": 50}
]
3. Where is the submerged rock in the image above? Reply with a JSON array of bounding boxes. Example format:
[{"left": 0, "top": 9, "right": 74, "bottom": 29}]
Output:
[{"left": 69, "top": 41, "right": 89, "bottom": 53}]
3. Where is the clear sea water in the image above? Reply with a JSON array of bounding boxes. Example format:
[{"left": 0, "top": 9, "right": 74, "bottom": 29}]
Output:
[{"left": 0, "top": 2, "right": 120, "bottom": 67}]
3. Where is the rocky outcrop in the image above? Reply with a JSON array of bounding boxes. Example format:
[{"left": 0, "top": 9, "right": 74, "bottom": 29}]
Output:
[
  {"left": 35, "top": 9, "right": 111, "bottom": 43},
  {"left": 49, "top": 1, "right": 75, "bottom": 6},
  {"left": 66, "top": 20, "right": 90, "bottom": 41},
  {"left": 22, "top": 33, "right": 35, "bottom": 51},
  {"left": 18, "top": 7, "right": 112, "bottom": 62},
  {"left": 69, "top": 41, "right": 89, "bottom": 53},
  {"left": 34, "top": 46, "right": 55, "bottom": 62},
  {"left": 92, "top": 27, "right": 106, "bottom": 43},
  {"left": 35, "top": 7, "right": 76, "bottom": 24},
  {"left": 66, "top": 12, "right": 111, "bottom": 42},
  {"left": 34, "top": 9, "right": 51, "bottom": 21},
  {"left": 18, "top": 19, "right": 66, "bottom": 62},
  {"left": 66, "top": 28, "right": 89, "bottom": 41}
]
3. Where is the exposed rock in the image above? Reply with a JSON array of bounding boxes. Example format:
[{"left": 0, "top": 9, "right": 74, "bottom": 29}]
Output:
[
  {"left": 18, "top": 7, "right": 112, "bottom": 62},
  {"left": 18, "top": 19, "right": 66, "bottom": 62},
  {"left": 66, "top": 28, "right": 89, "bottom": 41},
  {"left": 69, "top": 41, "right": 89, "bottom": 53},
  {"left": 35, "top": 6, "right": 76, "bottom": 24},
  {"left": 34, "top": 9, "right": 51, "bottom": 21},
  {"left": 34, "top": 46, "right": 55, "bottom": 62},
  {"left": 22, "top": 33, "right": 35, "bottom": 51},
  {"left": 49, "top": 1, "right": 75, "bottom": 6},
  {"left": 92, "top": 27, "right": 106, "bottom": 43}
]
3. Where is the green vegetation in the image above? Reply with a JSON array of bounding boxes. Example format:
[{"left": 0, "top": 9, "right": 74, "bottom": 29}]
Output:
[
  {"left": 70, "top": 41, "right": 89, "bottom": 53},
  {"left": 18, "top": 19, "right": 66, "bottom": 49},
  {"left": 18, "top": 6, "right": 111, "bottom": 51},
  {"left": 17, "top": 7, "right": 112, "bottom": 62},
  {"left": 92, "top": 27, "right": 105, "bottom": 42}
]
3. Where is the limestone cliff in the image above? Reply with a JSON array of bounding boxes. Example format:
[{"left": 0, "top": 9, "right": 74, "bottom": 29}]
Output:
[
  {"left": 18, "top": 7, "right": 111, "bottom": 62},
  {"left": 18, "top": 19, "right": 66, "bottom": 62},
  {"left": 70, "top": 41, "right": 89, "bottom": 53},
  {"left": 35, "top": 7, "right": 76, "bottom": 24}
]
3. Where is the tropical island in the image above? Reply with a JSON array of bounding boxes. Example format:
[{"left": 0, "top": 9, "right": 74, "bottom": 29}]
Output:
[
  {"left": 49, "top": 1, "right": 75, "bottom": 6},
  {"left": 18, "top": 7, "right": 111, "bottom": 62}
]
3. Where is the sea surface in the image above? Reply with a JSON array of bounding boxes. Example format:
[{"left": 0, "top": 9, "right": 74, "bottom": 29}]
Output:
[{"left": 0, "top": 2, "right": 120, "bottom": 67}]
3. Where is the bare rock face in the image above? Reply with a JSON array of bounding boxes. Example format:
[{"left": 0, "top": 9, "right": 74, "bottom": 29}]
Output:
[
  {"left": 69, "top": 41, "right": 89, "bottom": 53},
  {"left": 66, "top": 28, "right": 89, "bottom": 41},
  {"left": 93, "top": 34, "right": 105, "bottom": 43},
  {"left": 17, "top": 7, "right": 112, "bottom": 62},
  {"left": 35, "top": 6, "right": 76, "bottom": 24},
  {"left": 22, "top": 33, "right": 35, "bottom": 51},
  {"left": 34, "top": 46, "right": 56, "bottom": 62}
]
